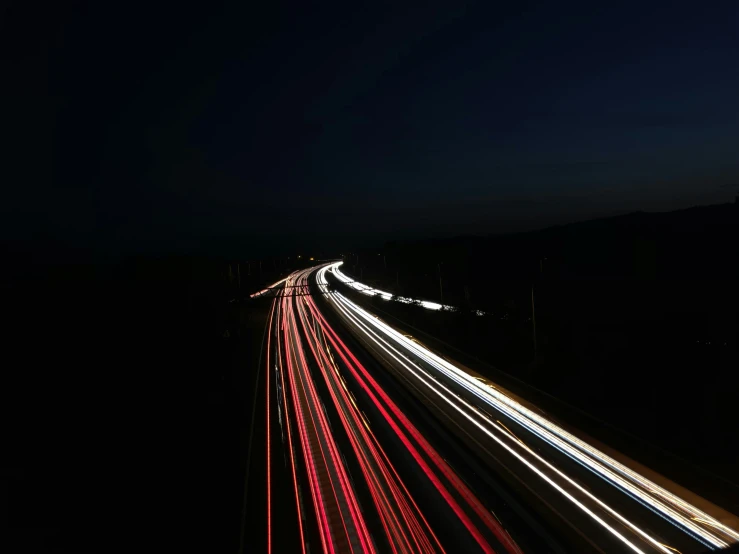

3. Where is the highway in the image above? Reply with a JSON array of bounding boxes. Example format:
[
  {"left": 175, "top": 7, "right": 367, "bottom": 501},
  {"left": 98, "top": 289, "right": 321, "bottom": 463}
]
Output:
[{"left": 258, "top": 263, "right": 739, "bottom": 553}]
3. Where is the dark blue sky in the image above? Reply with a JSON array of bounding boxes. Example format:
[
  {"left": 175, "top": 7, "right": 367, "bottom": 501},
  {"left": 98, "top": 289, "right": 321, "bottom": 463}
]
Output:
[{"left": 4, "top": 1, "right": 738, "bottom": 255}]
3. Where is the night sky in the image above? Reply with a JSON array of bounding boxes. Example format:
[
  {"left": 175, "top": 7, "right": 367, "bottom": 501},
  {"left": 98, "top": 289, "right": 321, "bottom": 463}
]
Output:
[{"left": 4, "top": 1, "right": 738, "bottom": 256}]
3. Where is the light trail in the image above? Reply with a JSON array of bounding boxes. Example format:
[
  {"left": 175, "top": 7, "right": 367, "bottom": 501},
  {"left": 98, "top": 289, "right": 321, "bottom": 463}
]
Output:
[
  {"left": 318, "top": 263, "right": 739, "bottom": 552},
  {"left": 322, "top": 286, "right": 655, "bottom": 553},
  {"left": 251, "top": 275, "right": 290, "bottom": 298},
  {"left": 281, "top": 298, "right": 335, "bottom": 553},
  {"left": 307, "top": 269, "right": 523, "bottom": 554},
  {"left": 298, "top": 266, "right": 520, "bottom": 552},
  {"left": 283, "top": 285, "right": 374, "bottom": 554},
  {"left": 275, "top": 297, "right": 307, "bottom": 554},
  {"left": 266, "top": 299, "right": 275, "bottom": 554},
  {"left": 268, "top": 266, "right": 527, "bottom": 553},
  {"left": 332, "top": 262, "right": 484, "bottom": 314},
  {"left": 295, "top": 289, "right": 445, "bottom": 553}
]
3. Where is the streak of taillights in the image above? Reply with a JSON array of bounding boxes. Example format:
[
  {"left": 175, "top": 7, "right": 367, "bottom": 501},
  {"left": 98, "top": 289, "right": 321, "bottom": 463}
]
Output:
[
  {"left": 291, "top": 300, "right": 376, "bottom": 554},
  {"left": 293, "top": 282, "right": 447, "bottom": 553},
  {"left": 304, "top": 287, "right": 522, "bottom": 554},
  {"left": 277, "top": 271, "right": 377, "bottom": 554},
  {"left": 274, "top": 298, "right": 307, "bottom": 553},
  {"left": 266, "top": 298, "right": 276, "bottom": 554},
  {"left": 282, "top": 294, "right": 336, "bottom": 554}
]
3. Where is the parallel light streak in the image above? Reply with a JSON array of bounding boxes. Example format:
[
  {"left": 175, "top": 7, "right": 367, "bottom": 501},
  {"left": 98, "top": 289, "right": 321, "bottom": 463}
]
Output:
[
  {"left": 319, "top": 263, "right": 738, "bottom": 552},
  {"left": 266, "top": 299, "right": 276, "bottom": 554},
  {"left": 332, "top": 263, "right": 475, "bottom": 313},
  {"left": 323, "top": 286, "right": 653, "bottom": 553},
  {"left": 275, "top": 297, "right": 308, "bottom": 553},
  {"left": 251, "top": 275, "right": 290, "bottom": 298},
  {"left": 282, "top": 285, "right": 374, "bottom": 553},
  {"left": 294, "top": 288, "right": 446, "bottom": 553},
  {"left": 310, "top": 270, "right": 523, "bottom": 554},
  {"left": 271, "top": 266, "right": 527, "bottom": 553}
]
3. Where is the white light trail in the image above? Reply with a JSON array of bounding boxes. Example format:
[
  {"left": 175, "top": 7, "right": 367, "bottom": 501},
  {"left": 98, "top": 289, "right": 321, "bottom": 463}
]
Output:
[
  {"left": 323, "top": 279, "right": 655, "bottom": 553},
  {"left": 251, "top": 276, "right": 290, "bottom": 298},
  {"left": 332, "top": 262, "right": 474, "bottom": 313},
  {"left": 317, "top": 263, "right": 738, "bottom": 550}
]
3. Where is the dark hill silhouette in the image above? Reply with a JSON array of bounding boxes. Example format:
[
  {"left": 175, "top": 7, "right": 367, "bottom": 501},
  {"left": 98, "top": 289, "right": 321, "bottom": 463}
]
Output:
[
  {"left": 383, "top": 200, "right": 738, "bottom": 284},
  {"left": 344, "top": 202, "right": 738, "bottom": 505}
]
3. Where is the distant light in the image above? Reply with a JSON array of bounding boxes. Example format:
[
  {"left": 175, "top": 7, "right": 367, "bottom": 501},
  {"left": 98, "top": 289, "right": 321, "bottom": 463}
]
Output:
[
  {"left": 310, "top": 257, "right": 314, "bottom": 261},
  {"left": 298, "top": 255, "right": 301, "bottom": 258}
]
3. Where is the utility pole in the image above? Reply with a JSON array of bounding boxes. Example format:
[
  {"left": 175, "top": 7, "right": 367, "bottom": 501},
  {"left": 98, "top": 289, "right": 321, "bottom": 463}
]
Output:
[
  {"left": 531, "top": 286, "right": 537, "bottom": 358},
  {"left": 437, "top": 263, "right": 443, "bottom": 304},
  {"left": 531, "top": 258, "right": 544, "bottom": 359},
  {"left": 383, "top": 255, "right": 387, "bottom": 270},
  {"left": 237, "top": 264, "right": 241, "bottom": 290},
  {"left": 259, "top": 260, "right": 262, "bottom": 275}
]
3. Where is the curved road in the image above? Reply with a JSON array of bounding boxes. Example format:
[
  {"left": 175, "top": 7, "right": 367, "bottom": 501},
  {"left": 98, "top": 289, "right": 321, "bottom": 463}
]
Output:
[{"left": 256, "top": 263, "right": 738, "bottom": 553}]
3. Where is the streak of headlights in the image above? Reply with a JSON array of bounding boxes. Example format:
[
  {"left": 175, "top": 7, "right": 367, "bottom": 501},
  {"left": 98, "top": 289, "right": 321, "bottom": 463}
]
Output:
[
  {"left": 332, "top": 262, "right": 476, "bottom": 313},
  {"left": 319, "top": 263, "right": 738, "bottom": 551},
  {"left": 251, "top": 275, "right": 290, "bottom": 298}
]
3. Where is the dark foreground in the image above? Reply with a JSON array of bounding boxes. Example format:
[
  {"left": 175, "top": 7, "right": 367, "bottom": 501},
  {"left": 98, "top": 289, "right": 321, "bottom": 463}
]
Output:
[{"left": 2, "top": 253, "right": 281, "bottom": 553}]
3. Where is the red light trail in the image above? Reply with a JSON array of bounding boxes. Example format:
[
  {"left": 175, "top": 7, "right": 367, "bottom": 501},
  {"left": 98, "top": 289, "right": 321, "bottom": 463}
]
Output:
[{"left": 264, "top": 266, "right": 522, "bottom": 554}]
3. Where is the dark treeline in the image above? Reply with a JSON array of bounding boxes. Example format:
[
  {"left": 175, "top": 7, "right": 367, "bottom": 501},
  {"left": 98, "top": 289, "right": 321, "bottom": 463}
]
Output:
[{"left": 1, "top": 246, "right": 299, "bottom": 552}]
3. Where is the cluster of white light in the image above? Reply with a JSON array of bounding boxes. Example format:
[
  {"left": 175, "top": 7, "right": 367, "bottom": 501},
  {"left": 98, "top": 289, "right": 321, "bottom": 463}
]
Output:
[
  {"left": 250, "top": 276, "right": 290, "bottom": 298},
  {"left": 316, "top": 264, "right": 738, "bottom": 551},
  {"left": 332, "top": 262, "right": 469, "bottom": 312}
]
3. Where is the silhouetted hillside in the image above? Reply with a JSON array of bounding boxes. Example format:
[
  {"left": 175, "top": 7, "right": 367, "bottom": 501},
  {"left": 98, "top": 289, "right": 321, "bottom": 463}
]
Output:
[
  {"left": 343, "top": 202, "right": 739, "bottom": 494},
  {"left": 381, "top": 201, "right": 738, "bottom": 286}
]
